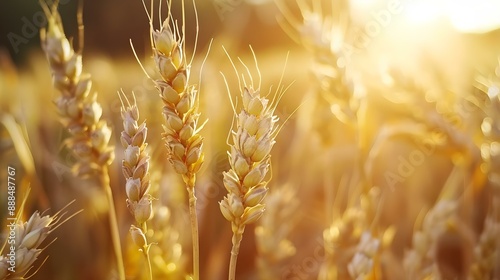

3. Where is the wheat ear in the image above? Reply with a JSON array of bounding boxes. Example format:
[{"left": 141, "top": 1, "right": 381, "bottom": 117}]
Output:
[
  {"left": 40, "top": 3, "right": 124, "bottom": 279},
  {"left": 277, "top": 0, "right": 357, "bottom": 124},
  {"left": 255, "top": 187, "right": 298, "bottom": 279},
  {"left": 142, "top": 1, "right": 204, "bottom": 278},
  {"left": 0, "top": 197, "right": 79, "bottom": 280},
  {"left": 347, "top": 231, "right": 380, "bottom": 280},
  {"left": 404, "top": 200, "right": 458, "bottom": 279},
  {"left": 148, "top": 205, "right": 184, "bottom": 278},
  {"left": 219, "top": 52, "right": 283, "bottom": 280},
  {"left": 40, "top": 2, "right": 114, "bottom": 177},
  {"left": 119, "top": 92, "right": 153, "bottom": 280}
]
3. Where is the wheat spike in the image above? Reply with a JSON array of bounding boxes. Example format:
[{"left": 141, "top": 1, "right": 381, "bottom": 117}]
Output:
[
  {"left": 40, "top": 2, "right": 114, "bottom": 178},
  {"left": 141, "top": 1, "right": 204, "bottom": 278},
  {"left": 120, "top": 92, "right": 153, "bottom": 228},
  {"left": 119, "top": 91, "right": 154, "bottom": 279},
  {"left": 148, "top": 205, "right": 184, "bottom": 278},
  {"left": 277, "top": 0, "right": 357, "bottom": 126},
  {"left": 40, "top": 3, "right": 124, "bottom": 278},
  {"left": 149, "top": 3, "right": 204, "bottom": 185},
  {"left": 347, "top": 231, "right": 380, "bottom": 280},
  {"left": 219, "top": 50, "right": 283, "bottom": 279},
  {"left": 255, "top": 187, "right": 298, "bottom": 279},
  {"left": 0, "top": 202, "right": 78, "bottom": 280},
  {"left": 404, "top": 200, "right": 458, "bottom": 279}
]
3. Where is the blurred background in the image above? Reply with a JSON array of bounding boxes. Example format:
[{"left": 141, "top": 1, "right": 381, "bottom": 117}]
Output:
[{"left": 1, "top": 0, "right": 500, "bottom": 279}]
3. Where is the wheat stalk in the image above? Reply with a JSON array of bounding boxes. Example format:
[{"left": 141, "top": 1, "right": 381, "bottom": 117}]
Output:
[
  {"left": 135, "top": 1, "right": 204, "bottom": 278},
  {"left": 119, "top": 91, "right": 154, "bottom": 279},
  {"left": 39, "top": 2, "right": 124, "bottom": 279},
  {"left": 218, "top": 50, "right": 284, "bottom": 280}
]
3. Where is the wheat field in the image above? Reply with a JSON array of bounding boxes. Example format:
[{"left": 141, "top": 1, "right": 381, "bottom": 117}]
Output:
[{"left": 0, "top": 0, "right": 500, "bottom": 279}]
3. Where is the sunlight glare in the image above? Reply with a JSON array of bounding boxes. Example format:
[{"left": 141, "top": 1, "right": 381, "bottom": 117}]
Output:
[
  {"left": 350, "top": 0, "right": 380, "bottom": 7},
  {"left": 404, "top": 0, "right": 446, "bottom": 25},
  {"left": 446, "top": 0, "right": 500, "bottom": 33}
]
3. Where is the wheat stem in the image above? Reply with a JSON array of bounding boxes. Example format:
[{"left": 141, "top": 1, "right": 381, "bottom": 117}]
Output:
[
  {"left": 144, "top": 247, "right": 153, "bottom": 280},
  {"left": 187, "top": 181, "right": 200, "bottom": 280},
  {"left": 229, "top": 227, "right": 244, "bottom": 280},
  {"left": 141, "top": 223, "right": 153, "bottom": 280},
  {"left": 101, "top": 166, "right": 125, "bottom": 280}
]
